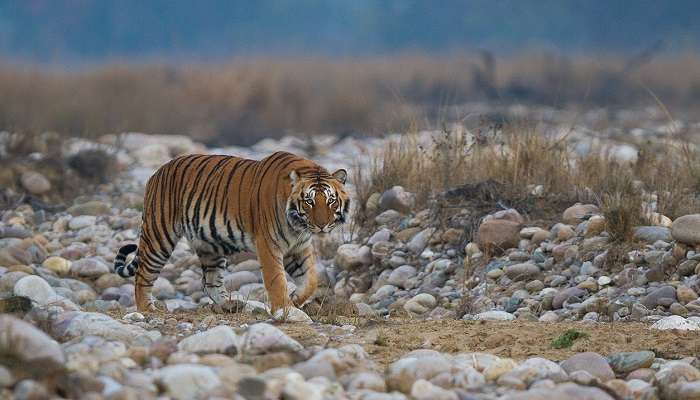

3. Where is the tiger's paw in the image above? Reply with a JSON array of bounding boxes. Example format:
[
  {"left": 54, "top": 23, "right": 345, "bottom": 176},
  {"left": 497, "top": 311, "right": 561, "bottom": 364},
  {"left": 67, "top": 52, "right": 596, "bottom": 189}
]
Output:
[
  {"left": 211, "top": 299, "right": 246, "bottom": 314},
  {"left": 271, "top": 306, "right": 312, "bottom": 324},
  {"left": 137, "top": 299, "right": 166, "bottom": 313}
]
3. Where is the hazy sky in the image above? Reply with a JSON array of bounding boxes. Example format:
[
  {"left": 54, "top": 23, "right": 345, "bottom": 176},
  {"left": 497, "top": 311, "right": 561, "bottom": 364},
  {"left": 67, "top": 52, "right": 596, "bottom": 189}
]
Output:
[{"left": 1, "top": 0, "right": 699, "bottom": 63}]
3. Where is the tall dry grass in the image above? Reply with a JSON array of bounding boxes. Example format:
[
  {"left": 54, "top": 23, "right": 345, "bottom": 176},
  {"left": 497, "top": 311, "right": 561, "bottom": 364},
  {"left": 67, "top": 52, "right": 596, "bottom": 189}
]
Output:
[
  {"left": 354, "top": 120, "right": 700, "bottom": 241},
  {"left": 2, "top": 52, "right": 700, "bottom": 144}
]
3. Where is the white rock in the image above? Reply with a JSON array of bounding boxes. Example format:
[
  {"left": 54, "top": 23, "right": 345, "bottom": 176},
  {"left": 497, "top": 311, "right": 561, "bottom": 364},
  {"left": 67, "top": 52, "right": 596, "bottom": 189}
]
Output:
[
  {"left": 597, "top": 276, "right": 612, "bottom": 286},
  {"left": 156, "top": 364, "right": 221, "bottom": 400},
  {"left": 272, "top": 307, "right": 313, "bottom": 323},
  {"left": 13, "top": 275, "right": 61, "bottom": 306},
  {"left": 242, "top": 323, "right": 303, "bottom": 355},
  {"left": 651, "top": 315, "right": 700, "bottom": 331},
  {"left": 474, "top": 311, "right": 515, "bottom": 321},
  {"left": 178, "top": 325, "right": 240, "bottom": 354}
]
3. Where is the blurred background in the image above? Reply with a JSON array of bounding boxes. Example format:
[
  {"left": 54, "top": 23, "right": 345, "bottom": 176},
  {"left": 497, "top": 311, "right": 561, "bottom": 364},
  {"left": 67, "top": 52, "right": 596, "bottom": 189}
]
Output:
[{"left": 1, "top": 0, "right": 700, "bottom": 145}]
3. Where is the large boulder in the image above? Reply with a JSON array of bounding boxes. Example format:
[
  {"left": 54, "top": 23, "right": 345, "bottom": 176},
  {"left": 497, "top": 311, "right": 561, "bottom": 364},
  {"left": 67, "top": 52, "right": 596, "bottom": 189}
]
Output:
[
  {"left": 0, "top": 315, "right": 65, "bottom": 365},
  {"left": 671, "top": 214, "right": 700, "bottom": 245},
  {"left": 477, "top": 219, "right": 520, "bottom": 254}
]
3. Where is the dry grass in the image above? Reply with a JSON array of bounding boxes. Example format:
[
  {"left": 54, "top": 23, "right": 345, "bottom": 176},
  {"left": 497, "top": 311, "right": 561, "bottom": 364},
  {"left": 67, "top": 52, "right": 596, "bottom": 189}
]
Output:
[
  {"left": 354, "top": 119, "right": 700, "bottom": 240},
  {"left": 0, "top": 131, "right": 117, "bottom": 208},
  {"left": 2, "top": 52, "right": 700, "bottom": 144}
]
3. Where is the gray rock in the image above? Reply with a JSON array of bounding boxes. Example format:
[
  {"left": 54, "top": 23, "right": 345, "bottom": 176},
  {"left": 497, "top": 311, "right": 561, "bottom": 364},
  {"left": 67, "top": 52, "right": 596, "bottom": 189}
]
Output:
[
  {"left": 607, "top": 351, "right": 655, "bottom": 374},
  {"left": 562, "top": 204, "right": 600, "bottom": 224},
  {"left": 501, "top": 357, "right": 568, "bottom": 385},
  {"left": 404, "top": 293, "right": 437, "bottom": 314},
  {"left": 560, "top": 352, "right": 615, "bottom": 382},
  {"left": 505, "top": 263, "right": 540, "bottom": 281},
  {"left": 51, "top": 311, "right": 159, "bottom": 344},
  {"left": 633, "top": 226, "right": 673, "bottom": 243},
  {"left": 552, "top": 287, "right": 587, "bottom": 309},
  {"left": 407, "top": 228, "right": 435, "bottom": 254},
  {"left": 500, "top": 382, "right": 614, "bottom": 400},
  {"left": 375, "top": 209, "right": 403, "bottom": 225},
  {"left": 335, "top": 244, "right": 372, "bottom": 271},
  {"left": 387, "top": 265, "right": 417, "bottom": 288},
  {"left": 13, "top": 275, "right": 63, "bottom": 306},
  {"left": 225, "top": 271, "right": 260, "bottom": 291},
  {"left": 379, "top": 186, "right": 415, "bottom": 214},
  {"left": 241, "top": 323, "right": 303, "bottom": 355},
  {"left": 178, "top": 325, "right": 239, "bottom": 355},
  {"left": 68, "top": 215, "right": 97, "bottom": 230},
  {"left": 156, "top": 364, "right": 221, "bottom": 400},
  {"left": 71, "top": 258, "right": 110, "bottom": 278},
  {"left": 368, "top": 228, "right": 393, "bottom": 245},
  {"left": 641, "top": 285, "right": 677, "bottom": 309},
  {"left": 386, "top": 350, "right": 452, "bottom": 393},
  {"left": 0, "top": 315, "right": 64, "bottom": 365}
]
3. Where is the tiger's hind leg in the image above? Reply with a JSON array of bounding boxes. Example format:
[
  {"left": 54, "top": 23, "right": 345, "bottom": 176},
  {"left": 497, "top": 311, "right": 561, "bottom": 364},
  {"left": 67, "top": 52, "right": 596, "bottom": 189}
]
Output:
[
  {"left": 134, "top": 235, "right": 175, "bottom": 312},
  {"left": 285, "top": 244, "right": 318, "bottom": 307},
  {"left": 196, "top": 250, "right": 229, "bottom": 306}
]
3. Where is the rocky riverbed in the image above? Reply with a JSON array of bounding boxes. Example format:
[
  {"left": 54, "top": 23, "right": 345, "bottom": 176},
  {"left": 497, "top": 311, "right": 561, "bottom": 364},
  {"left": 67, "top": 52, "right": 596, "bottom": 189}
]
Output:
[{"left": 3, "top": 106, "right": 700, "bottom": 400}]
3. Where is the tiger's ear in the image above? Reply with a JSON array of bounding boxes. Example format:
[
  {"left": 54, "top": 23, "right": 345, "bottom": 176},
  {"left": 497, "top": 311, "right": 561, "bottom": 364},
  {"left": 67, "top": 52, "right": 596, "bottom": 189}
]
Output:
[
  {"left": 289, "top": 170, "right": 300, "bottom": 186},
  {"left": 332, "top": 169, "right": 347, "bottom": 184}
]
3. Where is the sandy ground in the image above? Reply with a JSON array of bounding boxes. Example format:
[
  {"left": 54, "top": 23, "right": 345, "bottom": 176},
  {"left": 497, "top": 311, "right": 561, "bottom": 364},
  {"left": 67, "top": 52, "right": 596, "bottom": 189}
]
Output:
[{"left": 119, "top": 309, "right": 700, "bottom": 368}]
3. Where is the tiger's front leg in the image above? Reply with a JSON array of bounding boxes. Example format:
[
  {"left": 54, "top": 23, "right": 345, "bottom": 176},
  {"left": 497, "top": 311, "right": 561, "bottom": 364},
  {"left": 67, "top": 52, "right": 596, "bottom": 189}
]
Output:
[
  {"left": 255, "top": 239, "right": 291, "bottom": 314},
  {"left": 285, "top": 244, "right": 318, "bottom": 307}
]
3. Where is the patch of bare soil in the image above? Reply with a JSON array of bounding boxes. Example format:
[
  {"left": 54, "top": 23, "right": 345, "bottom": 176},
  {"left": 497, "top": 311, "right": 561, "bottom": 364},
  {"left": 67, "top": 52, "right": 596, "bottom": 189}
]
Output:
[{"left": 120, "top": 309, "right": 700, "bottom": 369}]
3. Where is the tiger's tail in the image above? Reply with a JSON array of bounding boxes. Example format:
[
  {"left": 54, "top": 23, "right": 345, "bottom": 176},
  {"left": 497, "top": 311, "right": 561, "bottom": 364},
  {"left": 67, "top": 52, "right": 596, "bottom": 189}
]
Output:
[{"left": 114, "top": 244, "right": 138, "bottom": 277}]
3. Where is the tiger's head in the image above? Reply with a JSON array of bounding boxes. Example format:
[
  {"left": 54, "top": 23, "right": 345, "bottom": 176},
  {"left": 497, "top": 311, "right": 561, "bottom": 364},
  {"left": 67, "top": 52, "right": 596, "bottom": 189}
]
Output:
[{"left": 286, "top": 168, "right": 349, "bottom": 234}]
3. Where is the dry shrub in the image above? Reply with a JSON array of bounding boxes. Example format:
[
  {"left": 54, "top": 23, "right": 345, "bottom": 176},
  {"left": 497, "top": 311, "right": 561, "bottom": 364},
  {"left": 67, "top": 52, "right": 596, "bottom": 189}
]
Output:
[
  {"left": 0, "top": 131, "right": 117, "bottom": 208},
  {"left": 355, "top": 119, "right": 700, "bottom": 240}
]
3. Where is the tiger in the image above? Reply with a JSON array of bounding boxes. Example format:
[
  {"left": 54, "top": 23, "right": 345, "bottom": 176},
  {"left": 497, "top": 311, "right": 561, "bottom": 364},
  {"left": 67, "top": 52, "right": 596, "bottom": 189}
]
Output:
[{"left": 114, "top": 151, "right": 349, "bottom": 315}]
